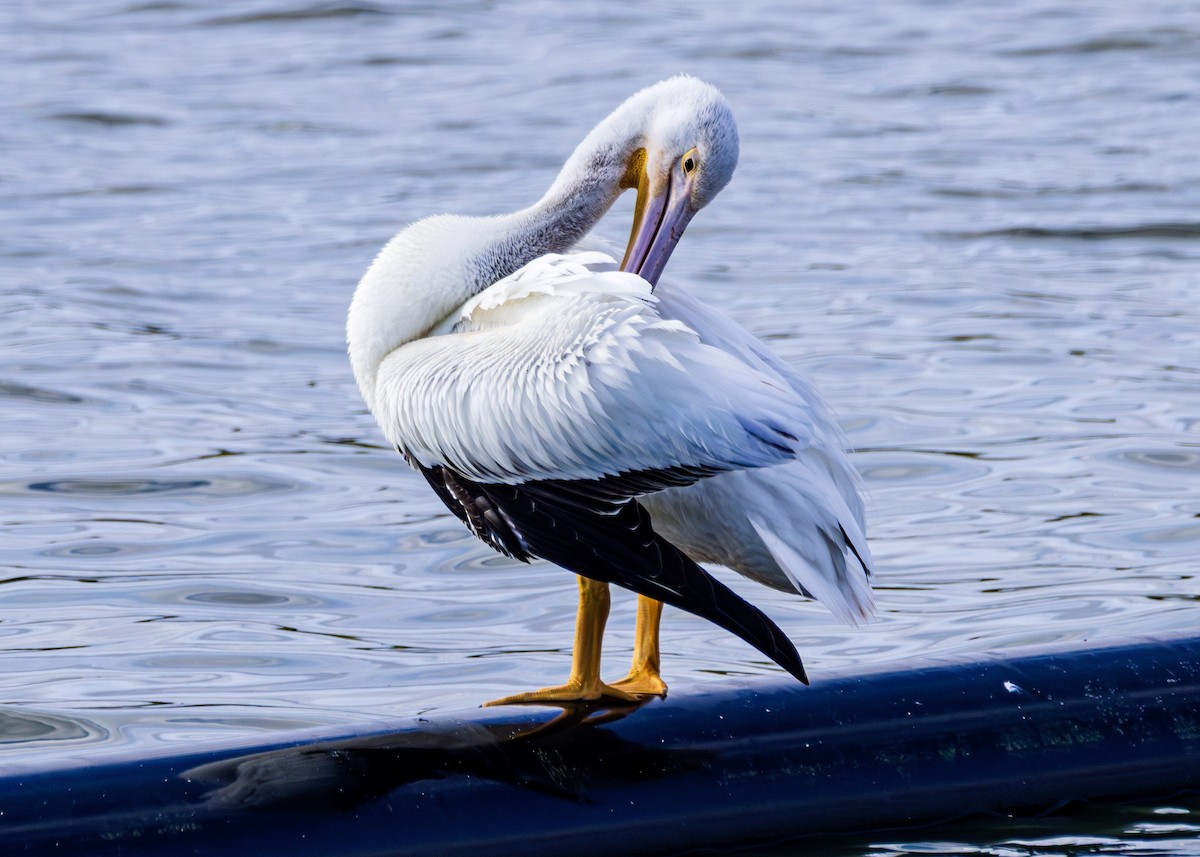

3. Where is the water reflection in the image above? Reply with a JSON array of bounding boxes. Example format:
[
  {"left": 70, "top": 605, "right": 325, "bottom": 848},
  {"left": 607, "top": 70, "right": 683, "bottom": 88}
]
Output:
[
  {"left": 28, "top": 479, "right": 210, "bottom": 494},
  {"left": 0, "top": 707, "right": 106, "bottom": 748}
]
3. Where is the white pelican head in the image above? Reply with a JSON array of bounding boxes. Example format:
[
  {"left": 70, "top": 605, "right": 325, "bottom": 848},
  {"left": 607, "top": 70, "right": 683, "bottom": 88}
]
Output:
[
  {"left": 613, "top": 76, "right": 740, "bottom": 284},
  {"left": 349, "top": 77, "right": 739, "bottom": 405},
  {"left": 548, "top": 75, "right": 739, "bottom": 285}
]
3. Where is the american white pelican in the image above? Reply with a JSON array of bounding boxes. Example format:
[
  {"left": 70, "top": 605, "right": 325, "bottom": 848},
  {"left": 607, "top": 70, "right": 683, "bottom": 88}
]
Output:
[{"left": 348, "top": 77, "right": 873, "bottom": 706}]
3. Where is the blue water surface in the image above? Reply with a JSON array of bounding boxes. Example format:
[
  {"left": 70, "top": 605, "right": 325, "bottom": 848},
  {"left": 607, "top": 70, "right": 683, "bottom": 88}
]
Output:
[{"left": 2, "top": 1, "right": 1199, "bottom": 852}]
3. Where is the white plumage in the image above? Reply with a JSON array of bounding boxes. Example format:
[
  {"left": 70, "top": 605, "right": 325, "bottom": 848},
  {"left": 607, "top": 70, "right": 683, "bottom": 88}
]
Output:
[
  {"left": 348, "top": 76, "right": 873, "bottom": 703},
  {"left": 638, "top": 279, "right": 874, "bottom": 624},
  {"left": 379, "top": 252, "right": 813, "bottom": 483}
]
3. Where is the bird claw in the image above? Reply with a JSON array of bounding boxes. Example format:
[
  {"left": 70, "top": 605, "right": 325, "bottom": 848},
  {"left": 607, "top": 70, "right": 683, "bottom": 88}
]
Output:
[{"left": 483, "top": 680, "right": 640, "bottom": 707}]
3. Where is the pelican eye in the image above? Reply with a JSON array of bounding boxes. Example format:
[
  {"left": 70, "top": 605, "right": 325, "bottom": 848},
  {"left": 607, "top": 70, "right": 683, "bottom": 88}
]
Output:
[{"left": 682, "top": 155, "right": 697, "bottom": 174}]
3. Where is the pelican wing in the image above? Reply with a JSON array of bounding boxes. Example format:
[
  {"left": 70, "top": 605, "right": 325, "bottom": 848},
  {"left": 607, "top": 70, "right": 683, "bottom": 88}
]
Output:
[
  {"left": 653, "top": 280, "right": 867, "bottom": 530},
  {"left": 641, "top": 281, "right": 874, "bottom": 622},
  {"left": 412, "top": 460, "right": 531, "bottom": 561},
  {"left": 373, "top": 253, "right": 819, "bottom": 486}
]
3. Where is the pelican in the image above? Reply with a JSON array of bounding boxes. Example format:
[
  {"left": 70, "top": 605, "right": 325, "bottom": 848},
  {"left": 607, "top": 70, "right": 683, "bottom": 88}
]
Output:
[{"left": 347, "top": 77, "right": 873, "bottom": 706}]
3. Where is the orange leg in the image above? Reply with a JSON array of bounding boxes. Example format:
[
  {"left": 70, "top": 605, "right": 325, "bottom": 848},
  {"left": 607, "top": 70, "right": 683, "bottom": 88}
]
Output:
[
  {"left": 611, "top": 595, "right": 668, "bottom": 697},
  {"left": 484, "top": 577, "right": 638, "bottom": 707}
]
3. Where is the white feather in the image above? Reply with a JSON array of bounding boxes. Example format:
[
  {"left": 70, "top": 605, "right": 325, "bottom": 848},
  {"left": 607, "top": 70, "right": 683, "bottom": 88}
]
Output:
[
  {"left": 642, "top": 464, "right": 874, "bottom": 624},
  {"left": 642, "top": 278, "right": 876, "bottom": 623},
  {"left": 374, "top": 253, "right": 815, "bottom": 485}
]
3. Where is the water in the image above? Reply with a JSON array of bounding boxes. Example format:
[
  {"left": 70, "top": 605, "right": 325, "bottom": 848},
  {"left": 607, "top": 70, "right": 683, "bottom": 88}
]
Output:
[{"left": 2, "top": 0, "right": 1199, "bottom": 851}]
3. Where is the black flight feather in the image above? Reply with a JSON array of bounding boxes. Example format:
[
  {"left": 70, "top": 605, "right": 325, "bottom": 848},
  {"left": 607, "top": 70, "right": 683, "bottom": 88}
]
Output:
[{"left": 412, "top": 458, "right": 809, "bottom": 684}]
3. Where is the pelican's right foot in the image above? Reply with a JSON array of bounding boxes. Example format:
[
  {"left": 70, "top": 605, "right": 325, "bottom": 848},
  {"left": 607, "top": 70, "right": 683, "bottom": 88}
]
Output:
[{"left": 483, "top": 680, "right": 639, "bottom": 707}]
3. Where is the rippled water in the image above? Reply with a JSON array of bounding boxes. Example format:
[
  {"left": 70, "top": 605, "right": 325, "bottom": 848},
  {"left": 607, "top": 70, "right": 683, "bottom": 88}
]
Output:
[{"left": 3, "top": 0, "right": 1199, "bottom": 851}]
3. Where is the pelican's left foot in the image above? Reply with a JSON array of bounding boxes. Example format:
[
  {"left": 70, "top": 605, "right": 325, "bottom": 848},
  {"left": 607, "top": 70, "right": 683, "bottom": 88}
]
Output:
[
  {"left": 610, "top": 668, "right": 668, "bottom": 698},
  {"left": 484, "top": 679, "right": 639, "bottom": 707},
  {"left": 614, "top": 595, "right": 667, "bottom": 697}
]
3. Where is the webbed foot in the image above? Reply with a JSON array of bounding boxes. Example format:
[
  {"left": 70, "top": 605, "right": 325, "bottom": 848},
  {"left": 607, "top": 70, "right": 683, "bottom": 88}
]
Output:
[
  {"left": 483, "top": 679, "right": 639, "bottom": 707},
  {"left": 610, "top": 668, "right": 668, "bottom": 698}
]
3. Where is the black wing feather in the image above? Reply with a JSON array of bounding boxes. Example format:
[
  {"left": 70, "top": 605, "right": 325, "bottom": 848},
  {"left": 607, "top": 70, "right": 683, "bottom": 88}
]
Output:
[
  {"left": 409, "top": 454, "right": 808, "bottom": 684},
  {"left": 493, "top": 480, "right": 808, "bottom": 684},
  {"left": 413, "top": 460, "right": 531, "bottom": 562},
  {"left": 412, "top": 460, "right": 807, "bottom": 684}
]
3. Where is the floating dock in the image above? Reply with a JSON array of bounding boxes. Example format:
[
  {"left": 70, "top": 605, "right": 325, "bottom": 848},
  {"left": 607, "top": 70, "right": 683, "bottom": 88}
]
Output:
[{"left": 4, "top": 635, "right": 1199, "bottom": 855}]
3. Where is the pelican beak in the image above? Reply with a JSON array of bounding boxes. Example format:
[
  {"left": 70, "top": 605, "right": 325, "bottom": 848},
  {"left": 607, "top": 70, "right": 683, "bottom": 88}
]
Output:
[{"left": 619, "top": 156, "right": 698, "bottom": 288}]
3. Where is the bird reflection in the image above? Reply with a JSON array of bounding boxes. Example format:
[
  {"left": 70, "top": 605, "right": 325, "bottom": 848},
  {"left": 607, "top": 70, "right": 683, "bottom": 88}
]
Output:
[{"left": 185, "top": 697, "right": 704, "bottom": 811}]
